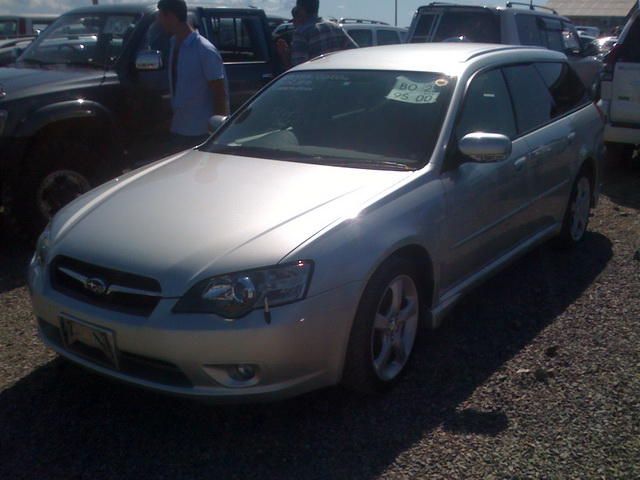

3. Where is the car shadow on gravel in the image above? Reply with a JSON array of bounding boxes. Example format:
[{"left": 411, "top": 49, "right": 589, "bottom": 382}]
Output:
[
  {"left": 603, "top": 150, "right": 640, "bottom": 210},
  {"left": 0, "top": 233, "right": 612, "bottom": 480},
  {"left": 0, "top": 231, "right": 31, "bottom": 295}
]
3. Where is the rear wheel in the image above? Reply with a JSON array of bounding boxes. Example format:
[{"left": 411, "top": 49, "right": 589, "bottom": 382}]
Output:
[
  {"left": 342, "top": 257, "right": 422, "bottom": 394},
  {"left": 555, "top": 168, "right": 593, "bottom": 248}
]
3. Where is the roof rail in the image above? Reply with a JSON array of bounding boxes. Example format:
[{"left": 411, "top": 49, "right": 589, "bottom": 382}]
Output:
[
  {"left": 505, "top": 1, "right": 558, "bottom": 15},
  {"left": 338, "top": 18, "right": 389, "bottom": 25}
]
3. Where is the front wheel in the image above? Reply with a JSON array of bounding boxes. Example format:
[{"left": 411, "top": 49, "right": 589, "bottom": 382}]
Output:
[
  {"left": 342, "top": 257, "right": 422, "bottom": 394},
  {"left": 555, "top": 169, "right": 592, "bottom": 248}
]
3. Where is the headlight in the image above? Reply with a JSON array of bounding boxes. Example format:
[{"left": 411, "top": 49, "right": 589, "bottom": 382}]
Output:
[
  {"left": 173, "top": 260, "right": 314, "bottom": 318},
  {"left": 33, "top": 224, "right": 51, "bottom": 267},
  {"left": 0, "top": 110, "right": 7, "bottom": 136}
]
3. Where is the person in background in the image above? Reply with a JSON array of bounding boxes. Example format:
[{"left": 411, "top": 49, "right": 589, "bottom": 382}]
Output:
[
  {"left": 277, "top": 0, "right": 357, "bottom": 69},
  {"left": 157, "top": 0, "right": 229, "bottom": 152}
]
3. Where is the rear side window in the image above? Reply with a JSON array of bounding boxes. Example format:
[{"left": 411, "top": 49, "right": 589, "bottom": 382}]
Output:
[
  {"left": 411, "top": 13, "right": 437, "bottom": 43},
  {"left": 347, "top": 28, "right": 373, "bottom": 47},
  {"left": 539, "top": 18, "right": 564, "bottom": 52},
  {"left": 516, "top": 14, "right": 544, "bottom": 46},
  {"left": 503, "top": 64, "right": 554, "bottom": 134},
  {"left": 377, "top": 29, "right": 401, "bottom": 45},
  {"left": 456, "top": 69, "right": 516, "bottom": 140},
  {"left": 209, "top": 15, "right": 266, "bottom": 62},
  {"left": 535, "top": 62, "right": 588, "bottom": 116},
  {"left": 432, "top": 10, "right": 500, "bottom": 43},
  {"left": 619, "top": 16, "right": 640, "bottom": 62}
]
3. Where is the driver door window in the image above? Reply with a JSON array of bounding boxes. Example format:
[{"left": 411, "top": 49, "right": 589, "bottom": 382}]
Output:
[{"left": 455, "top": 69, "right": 516, "bottom": 142}]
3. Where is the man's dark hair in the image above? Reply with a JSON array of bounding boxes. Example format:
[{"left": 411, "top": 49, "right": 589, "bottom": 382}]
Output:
[
  {"left": 296, "top": 0, "right": 319, "bottom": 15},
  {"left": 157, "top": 0, "right": 188, "bottom": 23}
]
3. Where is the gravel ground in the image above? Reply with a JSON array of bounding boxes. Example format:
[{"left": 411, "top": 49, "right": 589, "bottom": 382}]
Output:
[{"left": 0, "top": 160, "right": 638, "bottom": 480}]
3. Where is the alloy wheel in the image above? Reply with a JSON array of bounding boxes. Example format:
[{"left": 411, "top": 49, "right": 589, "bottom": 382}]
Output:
[
  {"left": 370, "top": 274, "right": 419, "bottom": 382},
  {"left": 570, "top": 177, "right": 591, "bottom": 241}
]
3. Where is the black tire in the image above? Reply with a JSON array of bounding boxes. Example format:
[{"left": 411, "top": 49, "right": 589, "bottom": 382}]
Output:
[
  {"left": 342, "top": 257, "right": 423, "bottom": 394},
  {"left": 3, "top": 134, "right": 102, "bottom": 239},
  {"left": 554, "top": 167, "right": 593, "bottom": 249}
]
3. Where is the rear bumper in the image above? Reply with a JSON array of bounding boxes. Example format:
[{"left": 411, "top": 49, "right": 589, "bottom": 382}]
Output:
[{"left": 29, "top": 259, "right": 362, "bottom": 402}]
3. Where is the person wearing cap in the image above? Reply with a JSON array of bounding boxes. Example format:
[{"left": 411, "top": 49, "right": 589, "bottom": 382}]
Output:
[{"left": 157, "top": 0, "right": 229, "bottom": 150}]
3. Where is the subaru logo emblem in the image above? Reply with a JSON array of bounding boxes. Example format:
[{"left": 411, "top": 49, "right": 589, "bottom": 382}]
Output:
[{"left": 85, "top": 278, "right": 108, "bottom": 296}]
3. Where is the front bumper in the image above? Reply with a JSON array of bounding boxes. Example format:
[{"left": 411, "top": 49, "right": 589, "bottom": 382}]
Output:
[{"left": 29, "top": 260, "right": 363, "bottom": 401}]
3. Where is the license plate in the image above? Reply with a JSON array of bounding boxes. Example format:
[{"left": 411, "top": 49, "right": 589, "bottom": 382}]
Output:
[{"left": 59, "top": 316, "right": 119, "bottom": 369}]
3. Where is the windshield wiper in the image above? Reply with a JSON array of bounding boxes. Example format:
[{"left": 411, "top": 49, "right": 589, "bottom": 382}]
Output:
[{"left": 321, "top": 159, "right": 415, "bottom": 171}]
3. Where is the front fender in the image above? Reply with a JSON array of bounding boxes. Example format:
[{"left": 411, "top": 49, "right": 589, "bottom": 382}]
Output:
[{"left": 14, "top": 99, "right": 116, "bottom": 138}]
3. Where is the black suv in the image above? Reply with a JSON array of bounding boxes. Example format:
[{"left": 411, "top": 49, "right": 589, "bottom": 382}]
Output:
[{"left": 0, "top": 3, "right": 280, "bottom": 236}]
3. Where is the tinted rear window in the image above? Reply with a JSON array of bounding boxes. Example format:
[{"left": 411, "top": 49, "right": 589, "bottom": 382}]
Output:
[
  {"left": 535, "top": 62, "right": 588, "bottom": 116},
  {"left": 620, "top": 16, "right": 640, "bottom": 62},
  {"left": 347, "top": 29, "right": 373, "bottom": 47},
  {"left": 377, "top": 29, "right": 401, "bottom": 45}
]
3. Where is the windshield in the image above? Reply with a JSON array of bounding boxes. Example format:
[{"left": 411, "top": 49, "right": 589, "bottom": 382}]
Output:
[
  {"left": 19, "top": 13, "right": 141, "bottom": 68},
  {"left": 204, "top": 70, "right": 454, "bottom": 170},
  {"left": 0, "top": 20, "right": 17, "bottom": 38}
]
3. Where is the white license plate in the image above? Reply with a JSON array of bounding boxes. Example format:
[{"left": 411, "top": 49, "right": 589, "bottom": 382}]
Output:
[{"left": 59, "top": 316, "right": 119, "bottom": 369}]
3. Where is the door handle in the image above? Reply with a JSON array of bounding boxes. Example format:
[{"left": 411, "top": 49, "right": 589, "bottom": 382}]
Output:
[
  {"left": 567, "top": 131, "right": 577, "bottom": 144},
  {"left": 514, "top": 156, "right": 528, "bottom": 171}
]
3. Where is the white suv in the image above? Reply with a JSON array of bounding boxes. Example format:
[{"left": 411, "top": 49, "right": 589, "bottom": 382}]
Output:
[
  {"left": 599, "top": 9, "right": 640, "bottom": 159},
  {"left": 339, "top": 19, "right": 407, "bottom": 47}
]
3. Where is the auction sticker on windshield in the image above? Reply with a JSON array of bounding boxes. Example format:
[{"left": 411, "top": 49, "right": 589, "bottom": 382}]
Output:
[{"left": 387, "top": 76, "right": 444, "bottom": 104}]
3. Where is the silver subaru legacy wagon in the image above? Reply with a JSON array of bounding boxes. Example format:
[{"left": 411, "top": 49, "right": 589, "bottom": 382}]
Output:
[{"left": 28, "top": 44, "right": 604, "bottom": 401}]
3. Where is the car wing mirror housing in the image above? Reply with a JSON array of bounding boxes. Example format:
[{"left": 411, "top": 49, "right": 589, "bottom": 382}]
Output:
[
  {"left": 135, "top": 50, "right": 163, "bottom": 71},
  {"left": 208, "top": 115, "right": 228, "bottom": 134},
  {"left": 459, "top": 132, "right": 512, "bottom": 163}
]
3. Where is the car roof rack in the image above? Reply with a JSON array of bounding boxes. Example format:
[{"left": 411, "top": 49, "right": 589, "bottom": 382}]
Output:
[
  {"left": 506, "top": 1, "right": 558, "bottom": 15},
  {"left": 338, "top": 18, "right": 390, "bottom": 25}
]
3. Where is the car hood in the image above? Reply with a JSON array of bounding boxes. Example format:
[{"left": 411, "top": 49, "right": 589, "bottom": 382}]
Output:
[
  {"left": 0, "top": 66, "right": 104, "bottom": 101},
  {"left": 51, "top": 150, "right": 413, "bottom": 296}
]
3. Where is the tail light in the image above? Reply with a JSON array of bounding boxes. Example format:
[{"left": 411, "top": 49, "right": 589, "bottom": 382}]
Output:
[{"left": 602, "top": 43, "right": 622, "bottom": 81}]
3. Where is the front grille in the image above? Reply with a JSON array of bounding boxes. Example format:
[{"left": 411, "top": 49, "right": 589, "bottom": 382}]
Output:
[
  {"left": 38, "top": 319, "right": 192, "bottom": 388},
  {"left": 51, "top": 256, "right": 162, "bottom": 317}
]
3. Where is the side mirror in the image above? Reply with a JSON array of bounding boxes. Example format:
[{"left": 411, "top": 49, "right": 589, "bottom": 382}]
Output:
[
  {"left": 459, "top": 132, "right": 512, "bottom": 163},
  {"left": 135, "top": 50, "right": 163, "bottom": 71},
  {"left": 208, "top": 115, "right": 228, "bottom": 134}
]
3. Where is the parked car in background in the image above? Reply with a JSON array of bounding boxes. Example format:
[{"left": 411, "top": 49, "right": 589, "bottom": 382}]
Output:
[
  {"left": 0, "top": 36, "right": 35, "bottom": 66},
  {"left": 577, "top": 34, "right": 599, "bottom": 58},
  {"left": 0, "top": 14, "right": 57, "bottom": 39},
  {"left": 576, "top": 26, "right": 600, "bottom": 38},
  {"left": 272, "top": 21, "right": 295, "bottom": 45},
  {"left": 600, "top": 9, "right": 640, "bottom": 160},
  {"left": 407, "top": 2, "right": 602, "bottom": 88},
  {"left": 338, "top": 18, "right": 407, "bottom": 47},
  {"left": 596, "top": 36, "right": 618, "bottom": 58},
  {"left": 267, "top": 15, "right": 288, "bottom": 32},
  {"left": 29, "top": 43, "right": 604, "bottom": 401},
  {"left": 0, "top": 3, "right": 281, "bottom": 237}
]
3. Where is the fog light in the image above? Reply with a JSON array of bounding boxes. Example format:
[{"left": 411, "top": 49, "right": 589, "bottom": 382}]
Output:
[{"left": 231, "top": 364, "right": 257, "bottom": 381}]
